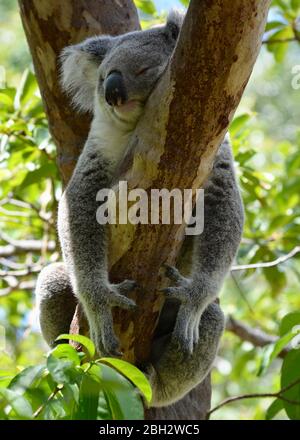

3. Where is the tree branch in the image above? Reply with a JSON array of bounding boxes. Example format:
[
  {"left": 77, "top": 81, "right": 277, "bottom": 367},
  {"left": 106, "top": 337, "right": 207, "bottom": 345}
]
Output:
[
  {"left": 226, "top": 316, "right": 290, "bottom": 358},
  {"left": 0, "top": 231, "right": 56, "bottom": 257}
]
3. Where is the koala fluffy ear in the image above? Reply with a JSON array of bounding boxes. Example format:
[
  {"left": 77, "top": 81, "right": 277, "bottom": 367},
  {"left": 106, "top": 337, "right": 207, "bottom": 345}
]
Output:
[
  {"left": 165, "top": 9, "right": 185, "bottom": 42},
  {"left": 60, "top": 36, "right": 113, "bottom": 113}
]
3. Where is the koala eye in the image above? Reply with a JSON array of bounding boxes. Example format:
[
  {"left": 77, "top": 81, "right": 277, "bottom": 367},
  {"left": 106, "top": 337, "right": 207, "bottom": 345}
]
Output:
[{"left": 136, "top": 66, "right": 151, "bottom": 76}]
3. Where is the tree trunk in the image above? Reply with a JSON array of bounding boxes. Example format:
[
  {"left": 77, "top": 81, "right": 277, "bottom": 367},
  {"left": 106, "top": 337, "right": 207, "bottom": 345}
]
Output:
[
  {"left": 108, "top": 0, "right": 271, "bottom": 366},
  {"left": 20, "top": 0, "right": 271, "bottom": 420}
]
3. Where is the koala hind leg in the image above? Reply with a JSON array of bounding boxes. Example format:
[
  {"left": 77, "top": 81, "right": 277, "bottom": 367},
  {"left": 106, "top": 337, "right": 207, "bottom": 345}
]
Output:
[
  {"left": 148, "top": 302, "right": 224, "bottom": 408},
  {"left": 36, "top": 262, "right": 77, "bottom": 347}
]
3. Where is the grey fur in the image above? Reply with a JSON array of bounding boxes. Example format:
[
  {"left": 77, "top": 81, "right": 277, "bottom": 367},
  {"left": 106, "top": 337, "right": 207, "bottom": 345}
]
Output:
[
  {"left": 36, "top": 262, "right": 76, "bottom": 346},
  {"left": 36, "top": 10, "right": 244, "bottom": 407}
]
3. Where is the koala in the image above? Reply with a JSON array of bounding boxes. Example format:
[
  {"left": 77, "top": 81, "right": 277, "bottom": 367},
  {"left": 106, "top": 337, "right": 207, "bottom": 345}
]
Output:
[{"left": 36, "top": 10, "right": 244, "bottom": 408}]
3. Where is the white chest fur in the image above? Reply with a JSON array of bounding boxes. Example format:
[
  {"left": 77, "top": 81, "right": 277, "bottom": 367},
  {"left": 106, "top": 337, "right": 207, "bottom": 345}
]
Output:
[{"left": 88, "top": 105, "right": 133, "bottom": 166}]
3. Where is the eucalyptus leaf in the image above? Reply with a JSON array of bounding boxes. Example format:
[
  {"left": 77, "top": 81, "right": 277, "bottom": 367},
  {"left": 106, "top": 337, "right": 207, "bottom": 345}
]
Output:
[
  {"left": 100, "top": 357, "right": 152, "bottom": 403},
  {"left": 281, "top": 349, "right": 300, "bottom": 420},
  {"left": 56, "top": 334, "right": 95, "bottom": 359},
  {"left": 266, "top": 398, "right": 284, "bottom": 420},
  {"left": 0, "top": 388, "right": 33, "bottom": 419}
]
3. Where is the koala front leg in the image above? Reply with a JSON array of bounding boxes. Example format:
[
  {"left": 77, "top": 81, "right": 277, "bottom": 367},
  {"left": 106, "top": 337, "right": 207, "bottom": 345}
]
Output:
[
  {"left": 162, "top": 137, "right": 244, "bottom": 354},
  {"left": 148, "top": 302, "right": 224, "bottom": 407},
  {"left": 58, "top": 141, "right": 136, "bottom": 356}
]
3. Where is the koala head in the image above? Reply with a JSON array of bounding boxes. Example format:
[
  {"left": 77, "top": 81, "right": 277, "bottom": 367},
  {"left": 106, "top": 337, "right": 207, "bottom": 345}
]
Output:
[{"left": 61, "top": 10, "right": 184, "bottom": 127}]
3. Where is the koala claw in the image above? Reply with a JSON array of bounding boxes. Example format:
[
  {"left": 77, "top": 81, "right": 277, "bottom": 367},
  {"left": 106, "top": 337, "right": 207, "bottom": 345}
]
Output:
[
  {"left": 115, "top": 279, "right": 138, "bottom": 297},
  {"left": 110, "top": 290, "right": 136, "bottom": 310},
  {"left": 162, "top": 265, "right": 208, "bottom": 354},
  {"left": 87, "top": 279, "right": 137, "bottom": 357},
  {"left": 162, "top": 264, "right": 191, "bottom": 302},
  {"left": 161, "top": 285, "right": 189, "bottom": 303},
  {"left": 163, "top": 264, "right": 186, "bottom": 284},
  {"left": 172, "top": 305, "right": 202, "bottom": 354}
]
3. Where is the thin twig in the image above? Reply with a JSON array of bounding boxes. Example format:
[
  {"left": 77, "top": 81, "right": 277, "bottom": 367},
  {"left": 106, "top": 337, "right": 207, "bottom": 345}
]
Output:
[
  {"left": 0, "top": 198, "right": 31, "bottom": 209},
  {"left": 0, "top": 207, "right": 30, "bottom": 217},
  {"left": 230, "top": 273, "right": 255, "bottom": 314},
  {"left": 232, "top": 246, "right": 300, "bottom": 271},
  {"left": 0, "top": 196, "right": 55, "bottom": 229},
  {"left": 0, "top": 258, "right": 30, "bottom": 270},
  {"left": 0, "top": 279, "right": 36, "bottom": 297},
  {"left": 208, "top": 377, "right": 300, "bottom": 416},
  {"left": 33, "top": 385, "right": 62, "bottom": 419},
  {"left": 0, "top": 263, "right": 44, "bottom": 278},
  {"left": 262, "top": 37, "right": 298, "bottom": 45},
  {"left": 0, "top": 231, "right": 56, "bottom": 257}
]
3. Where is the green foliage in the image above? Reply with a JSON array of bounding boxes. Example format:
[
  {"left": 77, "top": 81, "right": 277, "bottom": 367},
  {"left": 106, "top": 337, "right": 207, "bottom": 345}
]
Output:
[
  {"left": 266, "top": 398, "right": 284, "bottom": 420},
  {"left": 258, "top": 321, "right": 300, "bottom": 376},
  {"left": 57, "top": 334, "right": 96, "bottom": 359},
  {"left": 0, "top": 0, "right": 30, "bottom": 84},
  {"left": 134, "top": 0, "right": 157, "bottom": 16},
  {"left": 0, "top": 66, "right": 59, "bottom": 377},
  {"left": 264, "top": 0, "right": 300, "bottom": 61},
  {"left": 0, "top": 69, "right": 58, "bottom": 196},
  {"left": 101, "top": 357, "right": 152, "bottom": 403},
  {"left": 280, "top": 349, "right": 300, "bottom": 419},
  {"left": 0, "top": 337, "right": 150, "bottom": 420},
  {"left": 275, "top": 312, "right": 300, "bottom": 420},
  {"left": 280, "top": 312, "right": 300, "bottom": 336}
]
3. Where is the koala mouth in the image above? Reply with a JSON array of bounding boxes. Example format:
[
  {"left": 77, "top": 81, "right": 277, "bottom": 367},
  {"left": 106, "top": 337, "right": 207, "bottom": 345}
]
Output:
[
  {"left": 111, "top": 99, "right": 143, "bottom": 123},
  {"left": 114, "top": 99, "right": 141, "bottom": 113}
]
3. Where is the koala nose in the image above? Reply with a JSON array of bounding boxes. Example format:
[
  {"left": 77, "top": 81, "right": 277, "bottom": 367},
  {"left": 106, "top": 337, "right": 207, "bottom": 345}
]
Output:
[{"left": 104, "top": 71, "right": 127, "bottom": 107}]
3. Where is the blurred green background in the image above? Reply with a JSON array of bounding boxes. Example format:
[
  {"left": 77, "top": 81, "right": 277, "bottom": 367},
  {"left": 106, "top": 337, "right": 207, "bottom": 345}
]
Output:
[{"left": 1, "top": 0, "right": 300, "bottom": 420}]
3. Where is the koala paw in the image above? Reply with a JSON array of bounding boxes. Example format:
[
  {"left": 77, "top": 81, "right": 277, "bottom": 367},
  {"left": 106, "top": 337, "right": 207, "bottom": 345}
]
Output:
[
  {"left": 86, "top": 279, "right": 137, "bottom": 357},
  {"left": 162, "top": 264, "right": 211, "bottom": 355}
]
